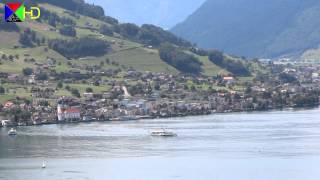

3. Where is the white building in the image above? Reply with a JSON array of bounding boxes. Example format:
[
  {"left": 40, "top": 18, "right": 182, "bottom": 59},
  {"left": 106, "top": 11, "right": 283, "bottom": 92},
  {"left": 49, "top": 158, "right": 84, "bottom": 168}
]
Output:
[
  {"left": 57, "top": 104, "right": 81, "bottom": 122},
  {"left": 1, "top": 120, "right": 12, "bottom": 127},
  {"left": 28, "top": 75, "right": 36, "bottom": 84}
]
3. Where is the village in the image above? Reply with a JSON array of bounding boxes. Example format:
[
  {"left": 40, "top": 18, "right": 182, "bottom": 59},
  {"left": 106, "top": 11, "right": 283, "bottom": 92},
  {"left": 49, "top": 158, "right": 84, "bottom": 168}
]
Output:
[{"left": 0, "top": 57, "right": 320, "bottom": 127}]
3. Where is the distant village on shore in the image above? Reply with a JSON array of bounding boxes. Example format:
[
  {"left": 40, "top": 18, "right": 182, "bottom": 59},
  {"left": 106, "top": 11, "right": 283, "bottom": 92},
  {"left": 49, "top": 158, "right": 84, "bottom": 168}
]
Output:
[{"left": 1, "top": 58, "right": 320, "bottom": 127}]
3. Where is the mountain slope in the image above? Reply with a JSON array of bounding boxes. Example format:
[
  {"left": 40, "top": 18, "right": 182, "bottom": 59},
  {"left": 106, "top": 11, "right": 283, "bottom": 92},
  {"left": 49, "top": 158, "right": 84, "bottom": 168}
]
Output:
[
  {"left": 0, "top": 1, "right": 236, "bottom": 76},
  {"left": 86, "top": 0, "right": 205, "bottom": 29},
  {"left": 0, "top": 0, "right": 268, "bottom": 104},
  {"left": 172, "top": 0, "right": 320, "bottom": 58}
]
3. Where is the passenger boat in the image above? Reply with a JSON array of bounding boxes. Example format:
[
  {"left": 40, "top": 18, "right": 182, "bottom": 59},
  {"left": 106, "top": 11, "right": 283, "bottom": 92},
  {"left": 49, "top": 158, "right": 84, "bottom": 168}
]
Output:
[
  {"left": 7, "top": 128, "right": 17, "bottom": 136},
  {"left": 42, "top": 161, "right": 46, "bottom": 169},
  {"left": 151, "top": 129, "right": 177, "bottom": 137}
]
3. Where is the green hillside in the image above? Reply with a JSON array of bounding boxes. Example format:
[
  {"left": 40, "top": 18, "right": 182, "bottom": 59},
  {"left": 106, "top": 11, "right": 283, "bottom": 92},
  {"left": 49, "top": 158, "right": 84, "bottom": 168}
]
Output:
[
  {"left": 0, "top": 0, "right": 264, "bottom": 103},
  {"left": 0, "top": 2, "right": 236, "bottom": 76}
]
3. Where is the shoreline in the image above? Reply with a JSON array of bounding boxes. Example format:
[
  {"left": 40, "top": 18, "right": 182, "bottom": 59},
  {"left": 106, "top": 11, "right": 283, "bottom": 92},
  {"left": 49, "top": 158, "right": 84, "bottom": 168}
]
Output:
[{"left": 1, "top": 106, "right": 319, "bottom": 128}]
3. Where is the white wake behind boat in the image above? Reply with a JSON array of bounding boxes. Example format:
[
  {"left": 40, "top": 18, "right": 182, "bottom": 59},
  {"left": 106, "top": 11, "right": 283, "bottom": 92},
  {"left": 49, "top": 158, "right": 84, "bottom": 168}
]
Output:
[
  {"left": 151, "top": 129, "right": 177, "bottom": 137},
  {"left": 42, "top": 161, "right": 46, "bottom": 169},
  {"left": 7, "top": 128, "right": 17, "bottom": 136}
]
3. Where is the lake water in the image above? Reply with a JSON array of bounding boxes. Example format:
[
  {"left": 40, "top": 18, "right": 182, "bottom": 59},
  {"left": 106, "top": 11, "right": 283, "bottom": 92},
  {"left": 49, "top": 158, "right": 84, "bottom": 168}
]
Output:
[{"left": 1, "top": 108, "right": 320, "bottom": 180}]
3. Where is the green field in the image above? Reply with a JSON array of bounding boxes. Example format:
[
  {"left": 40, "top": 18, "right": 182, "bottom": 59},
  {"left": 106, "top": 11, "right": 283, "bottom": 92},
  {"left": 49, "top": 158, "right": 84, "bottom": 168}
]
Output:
[
  {"left": 196, "top": 55, "right": 230, "bottom": 76},
  {"left": 0, "top": 2, "right": 258, "bottom": 104},
  {"left": 0, "top": 2, "right": 243, "bottom": 75}
]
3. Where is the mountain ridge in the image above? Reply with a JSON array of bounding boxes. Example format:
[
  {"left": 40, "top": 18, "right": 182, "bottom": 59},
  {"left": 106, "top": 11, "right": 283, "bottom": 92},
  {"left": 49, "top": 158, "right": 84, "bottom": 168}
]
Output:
[
  {"left": 172, "top": 0, "right": 320, "bottom": 58},
  {"left": 85, "top": 0, "right": 205, "bottom": 29}
]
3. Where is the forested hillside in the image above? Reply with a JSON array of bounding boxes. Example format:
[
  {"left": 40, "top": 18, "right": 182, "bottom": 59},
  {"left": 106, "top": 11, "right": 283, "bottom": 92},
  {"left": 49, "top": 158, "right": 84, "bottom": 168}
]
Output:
[{"left": 172, "top": 0, "right": 320, "bottom": 58}]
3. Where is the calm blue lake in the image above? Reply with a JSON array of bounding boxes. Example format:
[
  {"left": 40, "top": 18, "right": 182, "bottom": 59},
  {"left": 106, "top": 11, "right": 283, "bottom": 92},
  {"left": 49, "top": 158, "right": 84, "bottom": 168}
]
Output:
[{"left": 1, "top": 108, "right": 320, "bottom": 180}]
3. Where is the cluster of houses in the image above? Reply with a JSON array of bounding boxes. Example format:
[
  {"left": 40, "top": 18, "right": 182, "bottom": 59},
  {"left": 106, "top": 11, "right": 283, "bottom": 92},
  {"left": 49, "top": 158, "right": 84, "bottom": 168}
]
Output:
[{"left": 1, "top": 58, "right": 320, "bottom": 127}]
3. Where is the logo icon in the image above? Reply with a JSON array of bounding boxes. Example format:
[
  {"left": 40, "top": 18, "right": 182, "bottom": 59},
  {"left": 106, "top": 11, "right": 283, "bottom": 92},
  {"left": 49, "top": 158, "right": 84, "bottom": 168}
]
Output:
[{"left": 5, "top": 2, "right": 40, "bottom": 22}]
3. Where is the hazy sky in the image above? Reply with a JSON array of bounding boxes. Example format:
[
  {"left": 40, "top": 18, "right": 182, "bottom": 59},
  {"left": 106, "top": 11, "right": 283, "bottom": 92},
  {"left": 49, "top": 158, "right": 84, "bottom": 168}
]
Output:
[{"left": 86, "top": 0, "right": 206, "bottom": 29}]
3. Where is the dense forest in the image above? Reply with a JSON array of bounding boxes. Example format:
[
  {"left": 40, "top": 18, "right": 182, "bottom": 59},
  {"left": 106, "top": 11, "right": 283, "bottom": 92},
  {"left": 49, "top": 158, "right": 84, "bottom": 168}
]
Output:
[
  {"left": 38, "top": 7, "right": 76, "bottom": 27},
  {"left": 48, "top": 37, "right": 110, "bottom": 58},
  {"left": 208, "top": 50, "right": 250, "bottom": 76},
  {"left": 59, "top": 26, "right": 77, "bottom": 37},
  {"left": 159, "top": 43, "right": 202, "bottom": 74},
  {"left": 114, "top": 23, "right": 191, "bottom": 47}
]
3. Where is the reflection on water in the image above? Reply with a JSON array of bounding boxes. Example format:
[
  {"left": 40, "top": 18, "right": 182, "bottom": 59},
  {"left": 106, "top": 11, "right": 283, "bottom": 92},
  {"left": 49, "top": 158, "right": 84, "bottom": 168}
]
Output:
[{"left": 1, "top": 108, "right": 320, "bottom": 180}]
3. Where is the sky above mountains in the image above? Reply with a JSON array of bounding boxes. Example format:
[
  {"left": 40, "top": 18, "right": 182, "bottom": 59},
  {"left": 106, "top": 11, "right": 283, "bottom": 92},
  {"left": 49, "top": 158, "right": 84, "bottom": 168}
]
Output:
[{"left": 85, "top": 0, "right": 205, "bottom": 29}]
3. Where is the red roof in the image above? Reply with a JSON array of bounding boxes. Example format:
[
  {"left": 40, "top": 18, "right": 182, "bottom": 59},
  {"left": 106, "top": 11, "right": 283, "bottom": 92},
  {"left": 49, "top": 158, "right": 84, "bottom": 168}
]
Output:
[
  {"left": 4, "top": 101, "right": 14, "bottom": 108},
  {"left": 65, "top": 108, "right": 80, "bottom": 113}
]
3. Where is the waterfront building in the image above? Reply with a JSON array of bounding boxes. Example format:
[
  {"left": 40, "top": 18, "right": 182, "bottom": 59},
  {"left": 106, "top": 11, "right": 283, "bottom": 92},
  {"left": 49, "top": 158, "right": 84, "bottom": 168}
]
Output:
[
  {"left": 1, "top": 120, "right": 12, "bottom": 127},
  {"left": 57, "top": 104, "right": 81, "bottom": 122},
  {"left": 3, "top": 101, "right": 14, "bottom": 109}
]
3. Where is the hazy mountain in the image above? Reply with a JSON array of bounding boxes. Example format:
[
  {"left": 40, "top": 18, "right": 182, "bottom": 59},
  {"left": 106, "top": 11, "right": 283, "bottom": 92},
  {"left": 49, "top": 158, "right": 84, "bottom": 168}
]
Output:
[
  {"left": 172, "top": 0, "right": 320, "bottom": 58},
  {"left": 86, "top": 0, "right": 205, "bottom": 29}
]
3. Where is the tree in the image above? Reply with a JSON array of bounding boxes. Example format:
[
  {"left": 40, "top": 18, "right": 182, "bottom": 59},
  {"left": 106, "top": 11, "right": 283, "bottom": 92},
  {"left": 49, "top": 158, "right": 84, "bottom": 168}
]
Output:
[
  {"left": 39, "top": 100, "right": 49, "bottom": 106},
  {"left": 71, "top": 88, "right": 81, "bottom": 98},
  {"left": 8, "top": 55, "right": 14, "bottom": 61},
  {"left": 208, "top": 50, "right": 224, "bottom": 65},
  {"left": 184, "top": 84, "right": 189, "bottom": 90},
  {"left": 154, "top": 83, "right": 160, "bottom": 91},
  {"left": 138, "top": 24, "right": 191, "bottom": 47},
  {"left": 59, "top": 26, "right": 76, "bottom": 37},
  {"left": 99, "top": 24, "right": 113, "bottom": 36},
  {"left": 19, "top": 28, "right": 39, "bottom": 47},
  {"left": 57, "top": 81, "right": 63, "bottom": 89},
  {"left": 41, "top": 37, "right": 46, "bottom": 44},
  {"left": 19, "top": 32, "right": 33, "bottom": 47},
  {"left": 128, "top": 83, "right": 145, "bottom": 96},
  {"left": 279, "top": 73, "right": 297, "bottom": 83},
  {"left": 292, "top": 93, "right": 318, "bottom": 107},
  {"left": 191, "top": 85, "right": 196, "bottom": 91},
  {"left": 115, "top": 23, "right": 140, "bottom": 38},
  {"left": 1, "top": 54, "right": 7, "bottom": 60},
  {"left": 94, "top": 81, "right": 100, "bottom": 86},
  {"left": 48, "top": 17, "right": 56, "bottom": 27},
  {"left": 65, "top": 85, "right": 71, "bottom": 91},
  {"left": 22, "top": 68, "right": 34, "bottom": 76},
  {"left": 0, "top": 86, "right": 5, "bottom": 94},
  {"left": 208, "top": 50, "right": 250, "bottom": 76},
  {"left": 24, "top": 99, "right": 31, "bottom": 105},
  {"left": 36, "top": 72, "right": 48, "bottom": 80},
  {"left": 86, "top": 87, "right": 93, "bottom": 93},
  {"left": 190, "top": 47, "right": 209, "bottom": 56},
  {"left": 159, "top": 43, "right": 202, "bottom": 74},
  {"left": 37, "top": 0, "right": 105, "bottom": 20},
  {"left": 101, "top": 16, "right": 118, "bottom": 25},
  {"left": 48, "top": 37, "right": 110, "bottom": 58}
]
